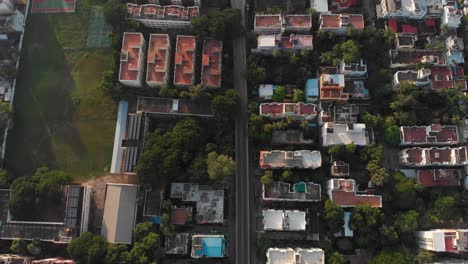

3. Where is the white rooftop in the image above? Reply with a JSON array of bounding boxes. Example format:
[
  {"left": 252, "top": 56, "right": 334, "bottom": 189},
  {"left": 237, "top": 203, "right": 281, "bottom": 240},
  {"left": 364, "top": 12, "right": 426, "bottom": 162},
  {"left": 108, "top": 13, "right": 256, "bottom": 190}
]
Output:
[
  {"left": 267, "top": 248, "right": 325, "bottom": 264},
  {"left": 322, "top": 122, "right": 368, "bottom": 146},
  {"left": 310, "top": 0, "right": 328, "bottom": 12},
  {"left": 258, "top": 35, "right": 277, "bottom": 48},
  {"left": 263, "top": 210, "right": 306, "bottom": 231}
]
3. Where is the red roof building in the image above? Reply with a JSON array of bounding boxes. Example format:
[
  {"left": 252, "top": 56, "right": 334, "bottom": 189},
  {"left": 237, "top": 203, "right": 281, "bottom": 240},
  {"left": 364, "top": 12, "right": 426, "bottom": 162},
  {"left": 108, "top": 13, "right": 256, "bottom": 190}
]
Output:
[
  {"left": 201, "top": 39, "right": 222, "bottom": 88},
  {"left": 389, "top": 49, "right": 446, "bottom": 68},
  {"left": 32, "top": 259, "right": 75, "bottom": 264},
  {"left": 253, "top": 14, "right": 312, "bottom": 34},
  {"left": 259, "top": 103, "right": 317, "bottom": 120},
  {"left": 146, "top": 34, "right": 170, "bottom": 87},
  {"left": 399, "top": 146, "right": 468, "bottom": 167},
  {"left": 416, "top": 229, "right": 468, "bottom": 253},
  {"left": 127, "top": 4, "right": 199, "bottom": 29},
  {"left": 400, "top": 124, "right": 459, "bottom": 146},
  {"left": 119, "top": 32, "right": 146, "bottom": 87},
  {"left": 416, "top": 169, "right": 461, "bottom": 187},
  {"left": 319, "top": 73, "right": 348, "bottom": 101},
  {"left": 171, "top": 206, "right": 193, "bottom": 225},
  {"left": 174, "top": 35, "right": 196, "bottom": 87},
  {"left": 329, "top": 0, "right": 359, "bottom": 11},
  {"left": 319, "top": 14, "right": 364, "bottom": 35},
  {"left": 283, "top": 14, "right": 312, "bottom": 32},
  {"left": 326, "top": 179, "right": 382, "bottom": 207},
  {"left": 387, "top": 19, "right": 437, "bottom": 35}
]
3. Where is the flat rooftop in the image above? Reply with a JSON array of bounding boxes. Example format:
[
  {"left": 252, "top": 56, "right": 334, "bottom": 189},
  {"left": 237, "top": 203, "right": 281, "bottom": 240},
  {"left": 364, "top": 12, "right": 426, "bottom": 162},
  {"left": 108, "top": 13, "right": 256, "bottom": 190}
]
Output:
[
  {"left": 263, "top": 209, "right": 306, "bottom": 231},
  {"left": 147, "top": 34, "right": 170, "bottom": 85},
  {"left": 136, "top": 96, "right": 214, "bottom": 117},
  {"left": 201, "top": 39, "right": 222, "bottom": 88},
  {"left": 165, "top": 233, "right": 189, "bottom": 255},
  {"left": 327, "top": 179, "right": 382, "bottom": 207},
  {"left": 322, "top": 123, "right": 368, "bottom": 146},
  {"left": 191, "top": 234, "right": 226, "bottom": 258},
  {"left": 267, "top": 248, "right": 325, "bottom": 264},
  {"left": 170, "top": 183, "right": 224, "bottom": 224},
  {"left": 416, "top": 169, "right": 461, "bottom": 187},
  {"left": 255, "top": 14, "right": 282, "bottom": 28},
  {"left": 174, "top": 35, "right": 196, "bottom": 86},
  {"left": 119, "top": 32, "right": 144, "bottom": 82},
  {"left": 284, "top": 14, "right": 312, "bottom": 28},
  {"left": 390, "top": 49, "right": 446, "bottom": 66},
  {"left": 400, "top": 124, "right": 458, "bottom": 145},
  {"left": 260, "top": 103, "right": 317, "bottom": 119},
  {"left": 400, "top": 146, "right": 468, "bottom": 166},
  {"left": 127, "top": 4, "right": 199, "bottom": 21},
  {"left": 320, "top": 14, "right": 364, "bottom": 29},
  {"left": 260, "top": 150, "right": 322, "bottom": 169},
  {"left": 263, "top": 182, "right": 321, "bottom": 201},
  {"left": 331, "top": 161, "right": 350, "bottom": 176}
]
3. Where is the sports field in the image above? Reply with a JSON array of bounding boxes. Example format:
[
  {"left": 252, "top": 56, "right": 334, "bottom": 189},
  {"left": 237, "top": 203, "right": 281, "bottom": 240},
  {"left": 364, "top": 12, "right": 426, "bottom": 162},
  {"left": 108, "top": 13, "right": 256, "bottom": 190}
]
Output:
[
  {"left": 5, "top": 1, "right": 116, "bottom": 181},
  {"left": 31, "top": 0, "right": 75, "bottom": 13}
]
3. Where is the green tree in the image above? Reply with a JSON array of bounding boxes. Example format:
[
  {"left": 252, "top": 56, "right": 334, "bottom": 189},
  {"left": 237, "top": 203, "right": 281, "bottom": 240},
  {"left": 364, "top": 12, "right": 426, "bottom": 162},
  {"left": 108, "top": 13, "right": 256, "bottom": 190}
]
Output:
[
  {"left": 321, "top": 40, "right": 360, "bottom": 66},
  {"left": 384, "top": 125, "right": 400, "bottom": 146},
  {"left": 68, "top": 232, "right": 108, "bottom": 264},
  {"left": 360, "top": 144, "right": 383, "bottom": 164},
  {"left": 207, "top": 151, "right": 236, "bottom": 184},
  {"left": 272, "top": 86, "right": 287, "bottom": 102},
  {"left": 134, "top": 222, "right": 154, "bottom": 242},
  {"left": 212, "top": 89, "right": 240, "bottom": 122},
  {"left": 413, "top": 249, "right": 433, "bottom": 264},
  {"left": 328, "top": 251, "right": 345, "bottom": 264},
  {"left": 103, "top": 0, "right": 127, "bottom": 33},
  {"left": 323, "top": 200, "right": 344, "bottom": 233},
  {"left": 395, "top": 210, "right": 419, "bottom": 233},
  {"left": 293, "top": 89, "right": 304, "bottom": 103},
  {"left": 346, "top": 142, "right": 356, "bottom": 154},
  {"left": 349, "top": 204, "right": 383, "bottom": 248},
  {"left": 429, "top": 196, "right": 457, "bottom": 223},
  {"left": 281, "top": 170, "right": 293, "bottom": 180},
  {"left": 26, "top": 240, "right": 42, "bottom": 255},
  {"left": 0, "top": 170, "right": 11, "bottom": 188},
  {"left": 8, "top": 178, "right": 37, "bottom": 219},
  {"left": 366, "top": 161, "right": 387, "bottom": 187},
  {"left": 379, "top": 225, "right": 399, "bottom": 246},
  {"left": 328, "top": 144, "right": 345, "bottom": 158},
  {"left": 33, "top": 167, "right": 72, "bottom": 202},
  {"left": 127, "top": 232, "right": 161, "bottom": 264},
  {"left": 389, "top": 172, "right": 421, "bottom": 210},
  {"left": 244, "top": 65, "right": 267, "bottom": 86},
  {"left": 179, "top": 84, "right": 207, "bottom": 101},
  {"left": 261, "top": 170, "right": 274, "bottom": 185},
  {"left": 0, "top": 101, "right": 12, "bottom": 130},
  {"left": 369, "top": 249, "right": 412, "bottom": 264},
  {"left": 0, "top": 65, "right": 17, "bottom": 81},
  {"left": 189, "top": 9, "right": 243, "bottom": 40},
  {"left": 105, "top": 244, "right": 128, "bottom": 264},
  {"left": 10, "top": 239, "right": 27, "bottom": 255}
]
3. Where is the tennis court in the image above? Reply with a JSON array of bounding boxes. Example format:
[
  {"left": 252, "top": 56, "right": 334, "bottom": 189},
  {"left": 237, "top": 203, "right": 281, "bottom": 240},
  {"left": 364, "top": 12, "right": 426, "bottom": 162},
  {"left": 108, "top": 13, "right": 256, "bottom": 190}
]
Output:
[
  {"left": 86, "top": 6, "right": 111, "bottom": 48},
  {"left": 31, "top": 0, "right": 75, "bottom": 13}
]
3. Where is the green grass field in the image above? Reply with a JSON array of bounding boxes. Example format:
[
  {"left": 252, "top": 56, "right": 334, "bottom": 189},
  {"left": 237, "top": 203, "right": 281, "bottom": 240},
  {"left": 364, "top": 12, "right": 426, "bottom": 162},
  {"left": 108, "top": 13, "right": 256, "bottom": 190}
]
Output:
[{"left": 5, "top": 2, "right": 116, "bottom": 182}]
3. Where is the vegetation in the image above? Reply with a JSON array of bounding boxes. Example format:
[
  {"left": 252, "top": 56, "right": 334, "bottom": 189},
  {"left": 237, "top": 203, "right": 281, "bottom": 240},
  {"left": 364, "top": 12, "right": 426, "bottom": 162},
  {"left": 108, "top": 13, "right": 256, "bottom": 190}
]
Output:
[
  {"left": 190, "top": 9, "right": 243, "bottom": 40},
  {"left": 206, "top": 151, "right": 236, "bottom": 185},
  {"left": 320, "top": 40, "right": 361, "bottom": 66},
  {"left": 323, "top": 200, "right": 344, "bottom": 234},
  {"left": 0, "top": 101, "right": 12, "bottom": 130}
]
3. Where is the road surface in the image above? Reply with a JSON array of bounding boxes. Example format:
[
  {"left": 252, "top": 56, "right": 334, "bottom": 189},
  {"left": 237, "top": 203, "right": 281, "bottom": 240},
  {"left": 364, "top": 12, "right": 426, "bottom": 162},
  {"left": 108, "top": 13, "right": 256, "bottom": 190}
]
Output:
[{"left": 230, "top": 0, "right": 253, "bottom": 262}]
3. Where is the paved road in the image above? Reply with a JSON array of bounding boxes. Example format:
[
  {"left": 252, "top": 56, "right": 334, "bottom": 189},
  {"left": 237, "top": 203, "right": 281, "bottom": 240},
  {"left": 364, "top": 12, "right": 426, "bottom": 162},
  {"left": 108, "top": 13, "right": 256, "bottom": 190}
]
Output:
[{"left": 230, "top": 0, "right": 254, "bottom": 262}]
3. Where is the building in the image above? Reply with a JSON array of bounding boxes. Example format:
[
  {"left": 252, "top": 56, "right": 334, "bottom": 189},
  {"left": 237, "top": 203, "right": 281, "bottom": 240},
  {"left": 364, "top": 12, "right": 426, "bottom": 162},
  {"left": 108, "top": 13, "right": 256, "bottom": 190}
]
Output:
[
  {"left": 171, "top": 206, "right": 193, "bottom": 225},
  {"left": 393, "top": 67, "right": 466, "bottom": 90},
  {"left": 329, "top": 0, "right": 359, "bottom": 10},
  {"left": 170, "top": 183, "right": 224, "bottom": 224},
  {"left": 305, "top": 78, "right": 319, "bottom": 102},
  {"left": 416, "top": 229, "right": 468, "bottom": 253},
  {"left": 416, "top": 169, "right": 461, "bottom": 187},
  {"left": 346, "top": 80, "right": 369, "bottom": 99},
  {"left": 174, "top": 35, "right": 196, "bottom": 87},
  {"left": 310, "top": 0, "right": 328, "bottom": 12},
  {"left": 263, "top": 209, "right": 307, "bottom": 231},
  {"left": 101, "top": 184, "right": 139, "bottom": 244},
  {"left": 146, "top": 34, "right": 170, "bottom": 87},
  {"left": 201, "top": 39, "right": 222, "bottom": 88},
  {"left": 319, "top": 73, "right": 348, "bottom": 101},
  {"left": 271, "top": 130, "right": 314, "bottom": 145},
  {"left": 32, "top": 259, "right": 74, "bottom": 264},
  {"left": 319, "top": 14, "right": 364, "bottom": 35},
  {"left": 0, "top": 0, "right": 14, "bottom": 15},
  {"left": 446, "top": 36, "right": 464, "bottom": 65},
  {"left": 263, "top": 181, "right": 321, "bottom": 201},
  {"left": 259, "top": 150, "right": 322, "bottom": 169},
  {"left": 253, "top": 14, "right": 312, "bottom": 34},
  {"left": 254, "top": 34, "right": 313, "bottom": 54},
  {"left": 442, "top": 5, "right": 462, "bottom": 29},
  {"left": 127, "top": 4, "right": 199, "bottom": 29},
  {"left": 326, "top": 179, "right": 383, "bottom": 207},
  {"left": 191, "top": 234, "right": 227, "bottom": 258},
  {"left": 0, "top": 255, "right": 32, "bottom": 264},
  {"left": 339, "top": 59, "right": 367, "bottom": 78},
  {"left": 319, "top": 103, "right": 359, "bottom": 124},
  {"left": 0, "top": 79, "right": 12, "bottom": 102},
  {"left": 389, "top": 49, "right": 446, "bottom": 68},
  {"left": 266, "top": 248, "right": 324, "bottom": 264},
  {"left": 136, "top": 96, "right": 213, "bottom": 117},
  {"left": 0, "top": 10, "right": 25, "bottom": 33},
  {"left": 0, "top": 186, "right": 91, "bottom": 243},
  {"left": 322, "top": 122, "right": 368, "bottom": 146},
  {"left": 260, "top": 102, "right": 317, "bottom": 120},
  {"left": 165, "top": 233, "right": 189, "bottom": 255},
  {"left": 119, "top": 32, "right": 146, "bottom": 87},
  {"left": 395, "top": 34, "right": 418, "bottom": 48},
  {"left": 148, "top": 0, "right": 201, "bottom": 6},
  {"left": 378, "top": 0, "right": 442, "bottom": 19},
  {"left": 331, "top": 161, "right": 350, "bottom": 177},
  {"left": 400, "top": 124, "right": 459, "bottom": 146},
  {"left": 259, "top": 84, "right": 279, "bottom": 100},
  {"left": 399, "top": 146, "right": 468, "bottom": 167}
]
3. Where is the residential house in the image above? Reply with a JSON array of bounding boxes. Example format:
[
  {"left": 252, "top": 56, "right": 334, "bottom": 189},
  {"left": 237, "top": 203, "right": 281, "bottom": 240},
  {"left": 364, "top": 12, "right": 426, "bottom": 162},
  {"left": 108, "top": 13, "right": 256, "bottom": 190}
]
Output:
[
  {"left": 339, "top": 59, "right": 367, "bottom": 79},
  {"left": 442, "top": 5, "right": 462, "bottom": 29},
  {"left": 136, "top": 96, "right": 214, "bottom": 117},
  {"left": 345, "top": 80, "right": 369, "bottom": 99},
  {"left": 263, "top": 181, "right": 321, "bottom": 202},
  {"left": 259, "top": 102, "right": 317, "bottom": 120},
  {"left": 101, "top": 184, "right": 139, "bottom": 244},
  {"left": 0, "top": 0, "right": 14, "bottom": 14},
  {"left": 201, "top": 39, "right": 222, "bottom": 88},
  {"left": 393, "top": 67, "right": 466, "bottom": 90},
  {"left": 310, "top": 0, "right": 328, "bottom": 12},
  {"left": 319, "top": 73, "right": 348, "bottom": 101},
  {"left": 399, "top": 124, "right": 459, "bottom": 146},
  {"left": 253, "top": 34, "right": 313, "bottom": 54},
  {"left": 191, "top": 234, "right": 227, "bottom": 258},
  {"left": 399, "top": 146, "right": 468, "bottom": 167},
  {"left": 395, "top": 34, "right": 418, "bottom": 48},
  {"left": 263, "top": 209, "right": 307, "bottom": 231},
  {"left": 330, "top": 161, "right": 350, "bottom": 177},
  {"left": 378, "top": 0, "right": 443, "bottom": 19},
  {"left": 146, "top": 34, "right": 171, "bottom": 87},
  {"left": 174, "top": 35, "right": 196, "bottom": 87},
  {"left": 446, "top": 36, "right": 464, "bottom": 65},
  {"left": 271, "top": 130, "right": 314, "bottom": 145},
  {"left": 329, "top": 0, "right": 359, "bottom": 11},
  {"left": 326, "top": 179, "right": 383, "bottom": 207},
  {"left": 32, "top": 258, "right": 75, "bottom": 264},
  {"left": 389, "top": 49, "right": 446, "bottom": 68},
  {"left": 416, "top": 229, "right": 468, "bottom": 253},
  {"left": 387, "top": 18, "right": 437, "bottom": 35},
  {"left": 148, "top": 0, "right": 201, "bottom": 6},
  {"left": 305, "top": 78, "right": 319, "bottom": 103},
  {"left": 319, "top": 14, "right": 364, "bottom": 35},
  {"left": 165, "top": 233, "right": 189, "bottom": 255},
  {"left": 284, "top": 14, "right": 313, "bottom": 32},
  {"left": 416, "top": 169, "right": 461, "bottom": 187},
  {"left": 266, "top": 248, "right": 325, "bottom": 264},
  {"left": 127, "top": 4, "right": 199, "bottom": 29},
  {"left": 259, "top": 150, "right": 322, "bottom": 169},
  {"left": 254, "top": 14, "right": 312, "bottom": 34},
  {"left": 119, "top": 32, "right": 146, "bottom": 87},
  {"left": 321, "top": 122, "right": 369, "bottom": 146},
  {"left": 0, "top": 255, "right": 31, "bottom": 264}
]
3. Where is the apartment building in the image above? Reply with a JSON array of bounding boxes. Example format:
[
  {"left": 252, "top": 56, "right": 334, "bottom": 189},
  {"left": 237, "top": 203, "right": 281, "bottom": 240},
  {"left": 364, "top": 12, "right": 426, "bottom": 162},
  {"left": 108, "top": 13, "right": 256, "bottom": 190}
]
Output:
[
  {"left": 174, "top": 35, "right": 196, "bottom": 87},
  {"left": 146, "top": 34, "right": 171, "bottom": 87},
  {"left": 127, "top": 4, "right": 199, "bottom": 29},
  {"left": 119, "top": 32, "right": 146, "bottom": 87}
]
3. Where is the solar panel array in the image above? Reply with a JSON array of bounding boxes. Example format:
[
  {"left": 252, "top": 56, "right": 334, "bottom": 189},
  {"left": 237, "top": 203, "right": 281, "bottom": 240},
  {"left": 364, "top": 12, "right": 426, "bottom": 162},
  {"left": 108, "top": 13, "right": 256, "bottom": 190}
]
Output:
[{"left": 64, "top": 186, "right": 83, "bottom": 228}]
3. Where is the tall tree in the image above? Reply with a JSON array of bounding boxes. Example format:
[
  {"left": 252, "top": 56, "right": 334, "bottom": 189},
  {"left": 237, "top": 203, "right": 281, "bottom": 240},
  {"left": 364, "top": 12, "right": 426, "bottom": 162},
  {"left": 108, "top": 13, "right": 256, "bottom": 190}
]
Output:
[
  {"left": 323, "top": 200, "right": 344, "bottom": 234},
  {"left": 206, "top": 151, "right": 235, "bottom": 185}
]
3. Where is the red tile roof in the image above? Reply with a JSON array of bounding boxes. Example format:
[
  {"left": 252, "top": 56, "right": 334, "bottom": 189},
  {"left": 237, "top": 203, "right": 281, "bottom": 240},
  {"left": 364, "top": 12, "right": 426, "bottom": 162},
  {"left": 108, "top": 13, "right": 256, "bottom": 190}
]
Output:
[
  {"left": 171, "top": 207, "right": 192, "bottom": 225},
  {"left": 127, "top": 4, "right": 199, "bottom": 21},
  {"left": 260, "top": 103, "right": 317, "bottom": 119},
  {"left": 284, "top": 14, "right": 312, "bottom": 28},
  {"left": 320, "top": 14, "right": 364, "bottom": 30},
  {"left": 416, "top": 169, "right": 461, "bottom": 187},
  {"left": 400, "top": 125, "right": 458, "bottom": 145},
  {"left": 119, "top": 32, "right": 144, "bottom": 82},
  {"left": 147, "top": 34, "right": 170, "bottom": 85},
  {"left": 328, "top": 179, "right": 382, "bottom": 207},
  {"left": 329, "top": 0, "right": 360, "bottom": 10},
  {"left": 400, "top": 146, "right": 468, "bottom": 166},
  {"left": 201, "top": 39, "right": 222, "bottom": 88},
  {"left": 255, "top": 14, "right": 282, "bottom": 28},
  {"left": 174, "top": 35, "right": 196, "bottom": 86}
]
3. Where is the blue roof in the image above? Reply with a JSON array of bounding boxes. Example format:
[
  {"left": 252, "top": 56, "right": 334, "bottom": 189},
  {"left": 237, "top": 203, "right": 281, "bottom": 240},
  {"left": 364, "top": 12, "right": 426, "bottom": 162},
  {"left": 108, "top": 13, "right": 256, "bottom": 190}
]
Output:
[
  {"left": 448, "top": 50, "right": 464, "bottom": 64},
  {"left": 305, "top": 79, "right": 319, "bottom": 96},
  {"left": 202, "top": 237, "right": 225, "bottom": 257}
]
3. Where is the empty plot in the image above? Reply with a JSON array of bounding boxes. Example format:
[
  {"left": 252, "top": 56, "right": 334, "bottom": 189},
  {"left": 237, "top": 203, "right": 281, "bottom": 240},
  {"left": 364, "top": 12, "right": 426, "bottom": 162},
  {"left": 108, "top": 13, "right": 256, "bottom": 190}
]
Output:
[{"left": 86, "top": 6, "right": 111, "bottom": 48}]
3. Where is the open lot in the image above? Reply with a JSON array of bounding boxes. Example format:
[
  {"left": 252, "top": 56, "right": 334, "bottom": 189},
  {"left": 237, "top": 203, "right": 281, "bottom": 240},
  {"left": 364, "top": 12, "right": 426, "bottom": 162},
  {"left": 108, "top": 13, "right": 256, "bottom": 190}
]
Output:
[
  {"left": 5, "top": 1, "right": 116, "bottom": 182},
  {"left": 31, "top": 0, "right": 76, "bottom": 13}
]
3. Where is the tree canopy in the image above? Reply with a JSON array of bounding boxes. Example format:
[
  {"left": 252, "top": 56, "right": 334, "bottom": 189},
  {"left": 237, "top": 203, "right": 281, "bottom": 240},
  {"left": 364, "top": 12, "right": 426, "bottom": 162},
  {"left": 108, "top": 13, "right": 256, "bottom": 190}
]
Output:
[
  {"left": 190, "top": 9, "right": 243, "bottom": 40},
  {"left": 0, "top": 101, "right": 12, "bottom": 130},
  {"left": 320, "top": 40, "right": 361, "bottom": 66},
  {"left": 206, "top": 151, "right": 236, "bottom": 185},
  {"left": 323, "top": 200, "right": 344, "bottom": 234},
  {"left": 68, "top": 232, "right": 108, "bottom": 264}
]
